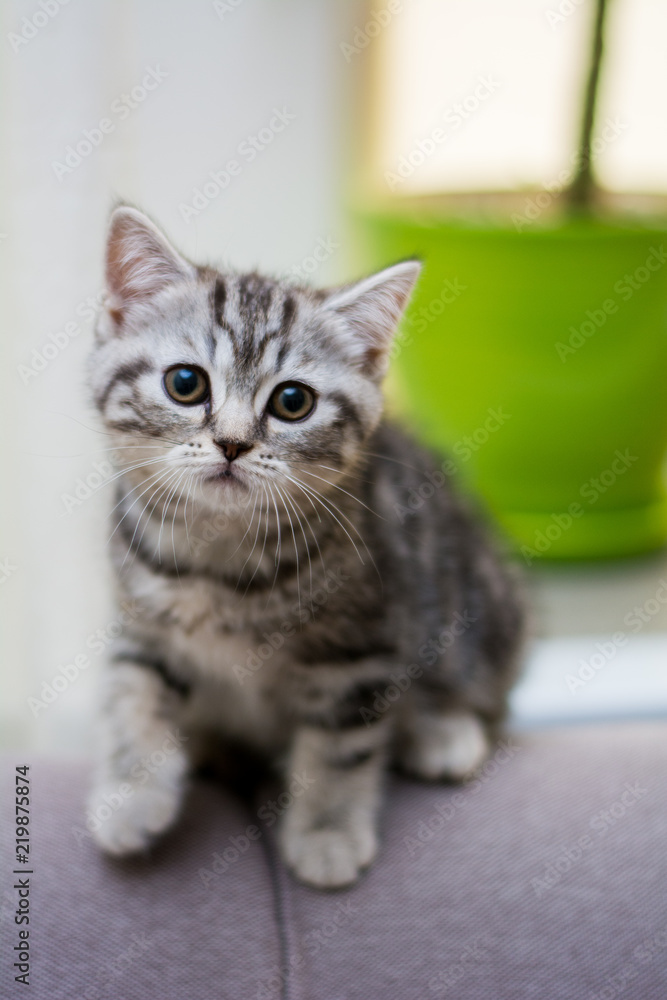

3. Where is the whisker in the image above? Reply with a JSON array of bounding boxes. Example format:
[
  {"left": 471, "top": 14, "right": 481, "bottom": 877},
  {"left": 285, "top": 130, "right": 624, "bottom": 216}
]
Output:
[
  {"left": 229, "top": 488, "right": 261, "bottom": 567},
  {"left": 181, "top": 472, "right": 195, "bottom": 550},
  {"left": 297, "top": 468, "right": 383, "bottom": 519},
  {"left": 170, "top": 472, "right": 193, "bottom": 581},
  {"left": 276, "top": 484, "right": 301, "bottom": 621},
  {"left": 290, "top": 487, "right": 327, "bottom": 578},
  {"left": 310, "top": 463, "right": 377, "bottom": 488},
  {"left": 92, "top": 456, "right": 172, "bottom": 491},
  {"left": 281, "top": 486, "right": 314, "bottom": 603},
  {"left": 270, "top": 485, "right": 282, "bottom": 568},
  {"left": 118, "top": 468, "right": 179, "bottom": 570},
  {"left": 232, "top": 489, "right": 265, "bottom": 593},
  {"left": 264, "top": 484, "right": 284, "bottom": 609},
  {"left": 105, "top": 469, "right": 165, "bottom": 524},
  {"left": 284, "top": 473, "right": 378, "bottom": 577},
  {"left": 123, "top": 471, "right": 180, "bottom": 571},
  {"left": 108, "top": 467, "right": 174, "bottom": 543},
  {"left": 241, "top": 485, "right": 272, "bottom": 598},
  {"left": 28, "top": 445, "right": 171, "bottom": 460},
  {"left": 88, "top": 445, "right": 174, "bottom": 454},
  {"left": 155, "top": 470, "right": 188, "bottom": 562},
  {"left": 288, "top": 472, "right": 322, "bottom": 522},
  {"left": 44, "top": 410, "right": 183, "bottom": 447},
  {"left": 360, "top": 449, "right": 423, "bottom": 474}
]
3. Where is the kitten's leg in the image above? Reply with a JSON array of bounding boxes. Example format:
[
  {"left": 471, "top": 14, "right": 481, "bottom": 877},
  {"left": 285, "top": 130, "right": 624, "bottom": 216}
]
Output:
[
  {"left": 279, "top": 720, "right": 390, "bottom": 889},
  {"left": 88, "top": 655, "right": 191, "bottom": 856},
  {"left": 399, "top": 709, "right": 489, "bottom": 782}
]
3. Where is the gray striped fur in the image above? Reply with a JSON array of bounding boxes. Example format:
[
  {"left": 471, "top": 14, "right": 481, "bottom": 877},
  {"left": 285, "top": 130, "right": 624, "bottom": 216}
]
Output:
[{"left": 86, "top": 207, "right": 524, "bottom": 887}]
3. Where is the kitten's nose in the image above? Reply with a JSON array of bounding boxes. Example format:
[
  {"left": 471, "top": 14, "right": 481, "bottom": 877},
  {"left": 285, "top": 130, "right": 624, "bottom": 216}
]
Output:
[{"left": 214, "top": 439, "right": 253, "bottom": 462}]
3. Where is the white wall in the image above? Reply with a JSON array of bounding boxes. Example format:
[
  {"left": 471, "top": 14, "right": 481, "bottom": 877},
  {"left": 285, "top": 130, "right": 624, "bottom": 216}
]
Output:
[{"left": 0, "top": 0, "right": 364, "bottom": 751}]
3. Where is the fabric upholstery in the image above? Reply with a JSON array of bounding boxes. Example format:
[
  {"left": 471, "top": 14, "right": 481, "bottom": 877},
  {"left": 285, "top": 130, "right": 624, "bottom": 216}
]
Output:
[{"left": 1, "top": 723, "right": 666, "bottom": 999}]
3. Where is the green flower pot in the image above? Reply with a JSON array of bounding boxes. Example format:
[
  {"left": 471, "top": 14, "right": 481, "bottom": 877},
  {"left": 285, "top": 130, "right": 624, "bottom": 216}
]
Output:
[{"left": 355, "top": 199, "right": 667, "bottom": 561}]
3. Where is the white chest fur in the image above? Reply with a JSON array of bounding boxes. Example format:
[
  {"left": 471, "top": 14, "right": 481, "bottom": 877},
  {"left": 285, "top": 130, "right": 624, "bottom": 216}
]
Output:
[{"left": 122, "top": 561, "right": 293, "bottom": 748}]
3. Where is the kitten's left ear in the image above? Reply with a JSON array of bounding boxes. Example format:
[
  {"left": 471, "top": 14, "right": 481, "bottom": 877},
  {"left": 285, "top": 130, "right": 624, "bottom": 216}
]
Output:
[
  {"left": 105, "top": 205, "right": 194, "bottom": 311},
  {"left": 322, "top": 260, "right": 421, "bottom": 375}
]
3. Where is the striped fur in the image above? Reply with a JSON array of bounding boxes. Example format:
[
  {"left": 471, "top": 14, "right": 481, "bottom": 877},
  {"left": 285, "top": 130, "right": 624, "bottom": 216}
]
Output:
[{"left": 86, "top": 207, "right": 525, "bottom": 887}]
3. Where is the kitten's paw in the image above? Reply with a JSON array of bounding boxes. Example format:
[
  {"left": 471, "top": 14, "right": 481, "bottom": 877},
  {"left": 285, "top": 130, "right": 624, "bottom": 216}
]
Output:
[
  {"left": 280, "top": 824, "right": 378, "bottom": 889},
  {"left": 401, "top": 712, "right": 489, "bottom": 782},
  {"left": 88, "top": 782, "right": 183, "bottom": 856}
]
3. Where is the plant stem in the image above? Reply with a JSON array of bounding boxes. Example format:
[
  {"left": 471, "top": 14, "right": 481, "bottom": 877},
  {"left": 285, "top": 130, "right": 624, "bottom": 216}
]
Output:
[{"left": 566, "top": 0, "right": 609, "bottom": 211}]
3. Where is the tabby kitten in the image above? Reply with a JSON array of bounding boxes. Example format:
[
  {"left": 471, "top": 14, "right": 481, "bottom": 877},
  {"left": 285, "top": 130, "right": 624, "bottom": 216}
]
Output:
[{"left": 87, "top": 206, "right": 523, "bottom": 888}]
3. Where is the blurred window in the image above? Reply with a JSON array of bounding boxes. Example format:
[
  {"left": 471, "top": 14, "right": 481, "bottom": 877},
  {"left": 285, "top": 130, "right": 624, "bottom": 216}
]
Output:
[{"left": 368, "top": 0, "right": 667, "bottom": 194}]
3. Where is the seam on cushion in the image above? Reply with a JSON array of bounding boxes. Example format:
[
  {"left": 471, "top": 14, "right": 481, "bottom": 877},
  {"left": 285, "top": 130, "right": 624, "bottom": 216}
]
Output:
[{"left": 257, "top": 818, "right": 304, "bottom": 1000}]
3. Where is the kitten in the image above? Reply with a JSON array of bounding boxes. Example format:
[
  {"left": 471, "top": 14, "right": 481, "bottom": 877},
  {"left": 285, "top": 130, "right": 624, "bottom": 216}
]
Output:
[{"left": 86, "top": 206, "right": 524, "bottom": 888}]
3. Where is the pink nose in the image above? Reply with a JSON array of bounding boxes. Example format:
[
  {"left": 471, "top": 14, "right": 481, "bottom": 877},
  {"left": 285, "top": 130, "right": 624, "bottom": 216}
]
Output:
[{"left": 214, "top": 440, "right": 253, "bottom": 462}]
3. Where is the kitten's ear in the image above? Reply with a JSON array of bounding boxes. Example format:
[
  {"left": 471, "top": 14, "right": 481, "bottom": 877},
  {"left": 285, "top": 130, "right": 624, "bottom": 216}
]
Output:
[
  {"left": 322, "top": 260, "right": 421, "bottom": 375},
  {"left": 105, "top": 206, "right": 194, "bottom": 310}
]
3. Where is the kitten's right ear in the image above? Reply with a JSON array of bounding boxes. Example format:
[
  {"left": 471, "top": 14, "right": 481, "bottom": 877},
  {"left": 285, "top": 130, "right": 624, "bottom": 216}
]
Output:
[{"left": 105, "top": 206, "right": 194, "bottom": 312}]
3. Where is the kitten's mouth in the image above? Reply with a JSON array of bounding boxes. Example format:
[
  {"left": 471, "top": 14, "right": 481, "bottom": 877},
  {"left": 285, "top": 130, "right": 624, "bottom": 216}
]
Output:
[{"left": 206, "top": 466, "right": 246, "bottom": 487}]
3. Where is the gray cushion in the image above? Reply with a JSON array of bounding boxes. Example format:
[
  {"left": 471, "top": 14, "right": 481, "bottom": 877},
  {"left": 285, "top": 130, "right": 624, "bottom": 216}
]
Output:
[{"left": 2, "top": 723, "right": 666, "bottom": 999}]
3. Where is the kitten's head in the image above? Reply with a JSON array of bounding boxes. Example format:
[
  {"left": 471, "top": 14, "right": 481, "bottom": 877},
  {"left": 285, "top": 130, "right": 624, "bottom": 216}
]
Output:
[{"left": 89, "top": 206, "right": 420, "bottom": 513}]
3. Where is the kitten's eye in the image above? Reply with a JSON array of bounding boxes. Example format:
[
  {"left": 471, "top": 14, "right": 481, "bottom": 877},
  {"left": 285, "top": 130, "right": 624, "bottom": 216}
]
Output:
[
  {"left": 163, "top": 366, "right": 209, "bottom": 405},
  {"left": 268, "top": 383, "right": 316, "bottom": 422}
]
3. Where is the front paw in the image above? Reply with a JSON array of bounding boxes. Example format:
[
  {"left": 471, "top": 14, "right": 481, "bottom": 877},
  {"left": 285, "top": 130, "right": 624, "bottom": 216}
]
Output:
[
  {"left": 400, "top": 712, "right": 489, "bottom": 782},
  {"left": 280, "top": 823, "right": 378, "bottom": 889},
  {"left": 88, "top": 781, "right": 183, "bottom": 856}
]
